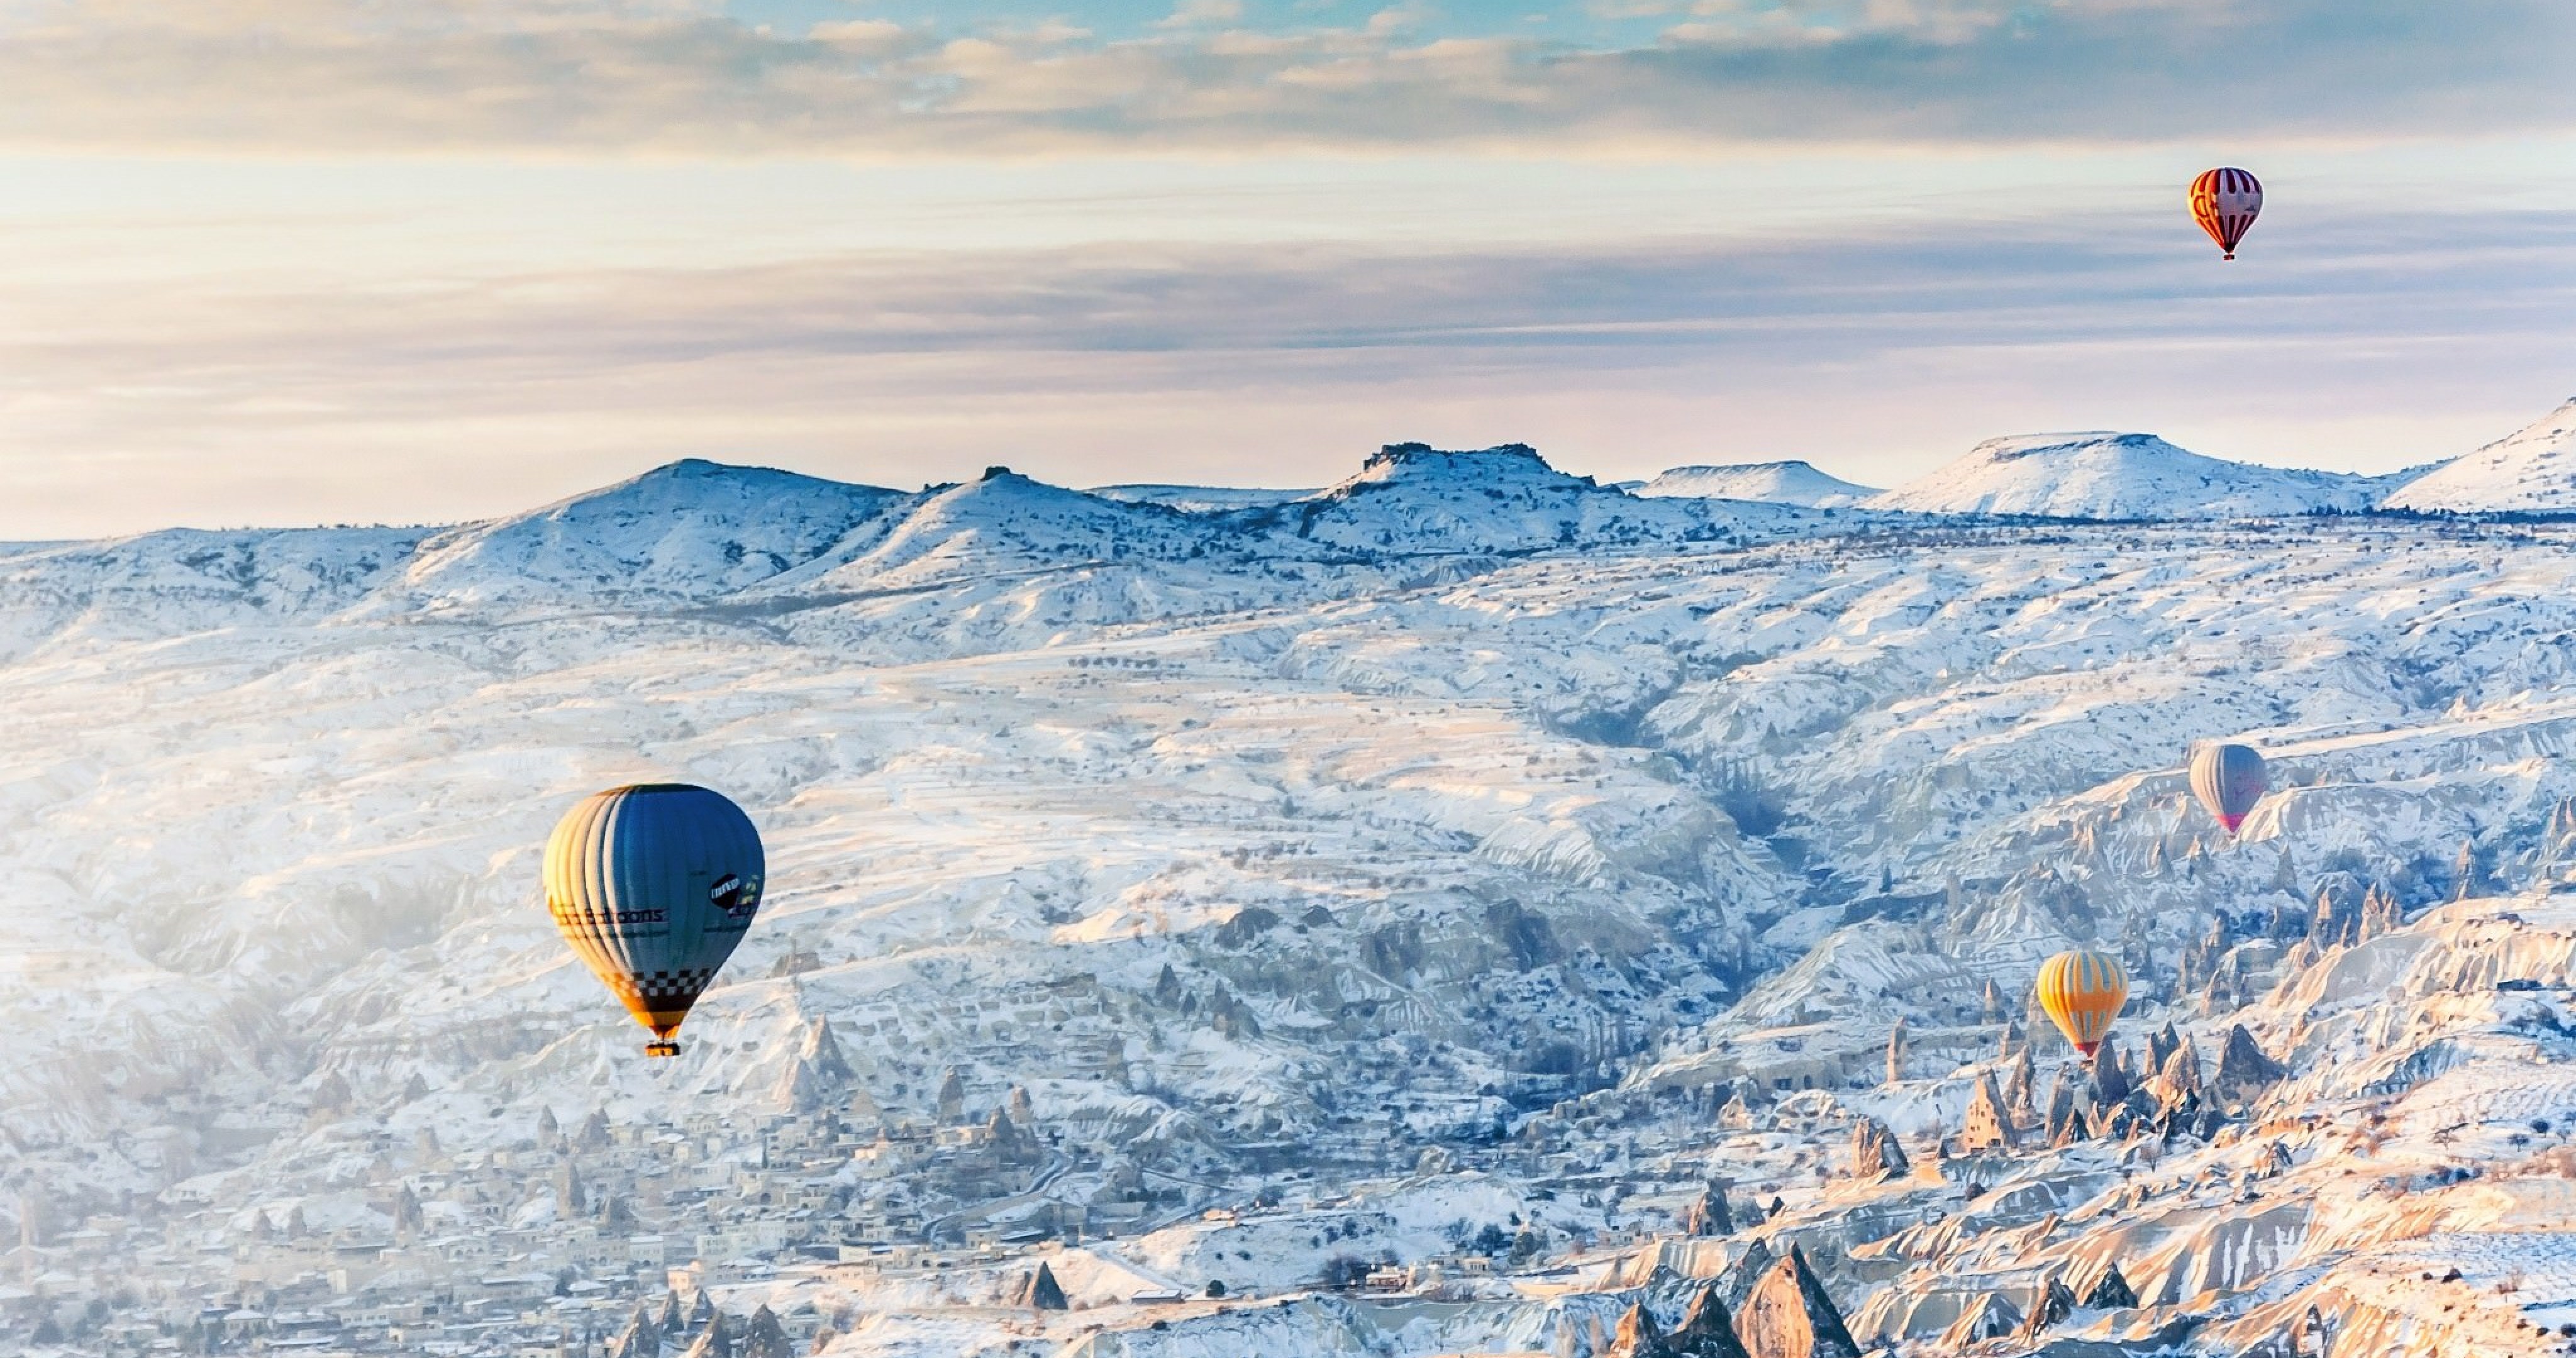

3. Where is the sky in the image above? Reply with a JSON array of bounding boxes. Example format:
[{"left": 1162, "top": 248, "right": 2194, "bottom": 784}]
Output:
[{"left": 3, "top": 0, "right": 2575, "bottom": 536}]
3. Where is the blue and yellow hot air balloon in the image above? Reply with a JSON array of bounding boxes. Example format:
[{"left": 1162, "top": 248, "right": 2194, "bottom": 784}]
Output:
[
  {"left": 2035, "top": 949, "right": 2128, "bottom": 1059},
  {"left": 543, "top": 784, "right": 765, "bottom": 1057}
]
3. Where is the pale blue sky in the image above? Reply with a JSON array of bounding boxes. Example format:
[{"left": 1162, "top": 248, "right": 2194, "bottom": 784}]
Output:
[{"left": 0, "top": 0, "right": 2572, "bottom": 536}]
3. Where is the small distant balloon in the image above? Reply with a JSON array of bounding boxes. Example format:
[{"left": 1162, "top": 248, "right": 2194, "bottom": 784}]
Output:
[
  {"left": 2189, "top": 743, "right": 2268, "bottom": 835},
  {"left": 2190, "top": 168, "right": 2262, "bottom": 260},
  {"left": 2035, "top": 949, "right": 2128, "bottom": 1059},
  {"left": 543, "top": 783, "right": 765, "bottom": 1057}
]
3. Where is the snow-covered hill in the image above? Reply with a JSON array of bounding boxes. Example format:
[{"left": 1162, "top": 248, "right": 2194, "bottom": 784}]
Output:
[
  {"left": 1635, "top": 460, "right": 1880, "bottom": 507},
  {"left": 1866, "top": 432, "right": 2380, "bottom": 520},
  {"left": 2378, "top": 397, "right": 2576, "bottom": 514},
  {"left": 14, "top": 441, "right": 2576, "bottom": 1356},
  {"left": 1090, "top": 484, "right": 1318, "bottom": 512}
]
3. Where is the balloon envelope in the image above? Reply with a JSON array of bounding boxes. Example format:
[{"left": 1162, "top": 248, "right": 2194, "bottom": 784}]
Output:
[
  {"left": 2189, "top": 742, "right": 2268, "bottom": 834},
  {"left": 543, "top": 783, "right": 765, "bottom": 1056},
  {"left": 2035, "top": 949, "right": 2128, "bottom": 1058},
  {"left": 2190, "top": 168, "right": 2262, "bottom": 259}
]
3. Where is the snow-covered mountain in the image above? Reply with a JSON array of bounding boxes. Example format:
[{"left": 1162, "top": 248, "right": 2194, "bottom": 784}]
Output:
[
  {"left": 2378, "top": 397, "right": 2576, "bottom": 513},
  {"left": 1634, "top": 460, "right": 1880, "bottom": 507},
  {"left": 14, "top": 440, "right": 2576, "bottom": 1356},
  {"left": 1866, "top": 431, "right": 2382, "bottom": 519}
]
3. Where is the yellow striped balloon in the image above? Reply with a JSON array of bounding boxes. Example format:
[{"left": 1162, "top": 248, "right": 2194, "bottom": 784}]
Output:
[{"left": 2035, "top": 949, "right": 2128, "bottom": 1058}]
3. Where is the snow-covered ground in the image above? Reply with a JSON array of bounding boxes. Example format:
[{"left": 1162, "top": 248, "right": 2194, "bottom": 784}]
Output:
[{"left": 13, "top": 425, "right": 2576, "bottom": 1355}]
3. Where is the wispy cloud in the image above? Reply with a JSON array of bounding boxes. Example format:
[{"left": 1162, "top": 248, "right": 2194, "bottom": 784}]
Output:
[
  {"left": 1155, "top": 0, "right": 1245, "bottom": 28},
  {"left": 4, "top": 198, "right": 2570, "bottom": 536},
  {"left": 0, "top": 0, "right": 2561, "bottom": 154}
]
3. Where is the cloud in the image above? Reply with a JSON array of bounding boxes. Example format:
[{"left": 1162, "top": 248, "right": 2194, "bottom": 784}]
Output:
[
  {"left": 4, "top": 199, "right": 2572, "bottom": 536},
  {"left": 0, "top": 0, "right": 2562, "bottom": 154},
  {"left": 1155, "top": 0, "right": 1244, "bottom": 29}
]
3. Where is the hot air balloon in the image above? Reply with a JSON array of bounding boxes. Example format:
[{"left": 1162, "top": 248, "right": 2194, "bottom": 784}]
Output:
[
  {"left": 543, "top": 783, "right": 765, "bottom": 1057},
  {"left": 2189, "top": 742, "right": 2268, "bottom": 835},
  {"left": 2035, "top": 949, "right": 2128, "bottom": 1059},
  {"left": 2190, "top": 167, "right": 2262, "bottom": 260}
]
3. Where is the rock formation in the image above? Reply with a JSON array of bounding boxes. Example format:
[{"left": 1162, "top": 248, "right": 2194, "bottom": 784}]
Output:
[
  {"left": 1606, "top": 1301, "right": 1677, "bottom": 1358},
  {"left": 609, "top": 1306, "right": 661, "bottom": 1358},
  {"left": 2003, "top": 1047, "right": 2039, "bottom": 1125},
  {"left": 1959, "top": 1072, "right": 2015, "bottom": 1153},
  {"left": 2084, "top": 1262, "right": 2139, "bottom": 1309},
  {"left": 1671, "top": 1284, "right": 1753, "bottom": 1358},
  {"left": 1937, "top": 1292, "right": 2022, "bottom": 1350},
  {"left": 1682, "top": 1182, "right": 1735, "bottom": 1237},
  {"left": 2214, "top": 1024, "right": 2289, "bottom": 1106},
  {"left": 679, "top": 1311, "right": 731, "bottom": 1358},
  {"left": 2148, "top": 1021, "right": 2181, "bottom": 1073},
  {"left": 1846, "top": 1117, "right": 1909, "bottom": 1181},
  {"left": 1733, "top": 1245, "right": 1860, "bottom": 1358},
  {"left": 2019, "top": 1273, "right": 2079, "bottom": 1339},
  {"left": 1717, "top": 1238, "right": 1777, "bottom": 1312},
  {"left": 2092, "top": 1039, "right": 2133, "bottom": 1107},
  {"left": 1016, "top": 1261, "right": 1069, "bottom": 1311},
  {"left": 1718, "top": 1088, "right": 1756, "bottom": 1131},
  {"left": 740, "top": 1306, "right": 796, "bottom": 1358}
]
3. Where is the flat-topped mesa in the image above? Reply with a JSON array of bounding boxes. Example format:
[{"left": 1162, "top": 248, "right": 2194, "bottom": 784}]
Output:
[{"left": 1331, "top": 441, "right": 1591, "bottom": 493}]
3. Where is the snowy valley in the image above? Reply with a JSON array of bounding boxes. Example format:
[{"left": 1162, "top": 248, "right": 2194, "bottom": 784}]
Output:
[{"left": 11, "top": 407, "right": 2576, "bottom": 1356}]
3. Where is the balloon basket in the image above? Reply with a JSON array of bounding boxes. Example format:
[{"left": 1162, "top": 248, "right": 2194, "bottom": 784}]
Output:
[{"left": 645, "top": 1040, "right": 682, "bottom": 1058}]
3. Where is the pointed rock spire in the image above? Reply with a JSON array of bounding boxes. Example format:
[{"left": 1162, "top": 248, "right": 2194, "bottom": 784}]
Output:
[
  {"left": 802, "top": 1016, "right": 855, "bottom": 1079},
  {"left": 2147, "top": 1022, "right": 2179, "bottom": 1071},
  {"left": 679, "top": 1310, "right": 731, "bottom": 1358},
  {"left": 2214, "top": 1024, "right": 2287, "bottom": 1103},
  {"left": 2019, "top": 1273, "right": 2079, "bottom": 1339},
  {"left": 1960, "top": 1071, "right": 2015, "bottom": 1152},
  {"left": 2004, "top": 1047, "right": 2038, "bottom": 1123},
  {"left": 1015, "top": 1261, "right": 1068, "bottom": 1311},
  {"left": 2092, "top": 1040, "right": 2131, "bottom": 1107},
  {"left": 740, "top": 1306, "right": 795, "bottom": 1358},
  {"left": 2084, "top": 1262, "right": 2139, "bottom": 1309},
  {"left": 609, "top": 1305, "right": 662, "bottom": 1358},
  {"left": 1717, "top": 1238, "right": 1777, "bottom": 1312},
  {"left": 1672, "top": 1284, "right": 1752, "bottom": 1358},
  {"left": 936, "top": 1068, "right": 967, "bottom": 1123},
  {"left": 1734, "top": 1245, "right": 1860, "bottom": 1358},
  {"left": 1682, "top": 1182, "right": 1734, "bottom": 1237},
  {"left": 1606, "top": 1301, "right": 1677, "bottom": 1358},
  {"left": 1846, "top": 1117, "right": 1909, "bottom": 1181}
]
